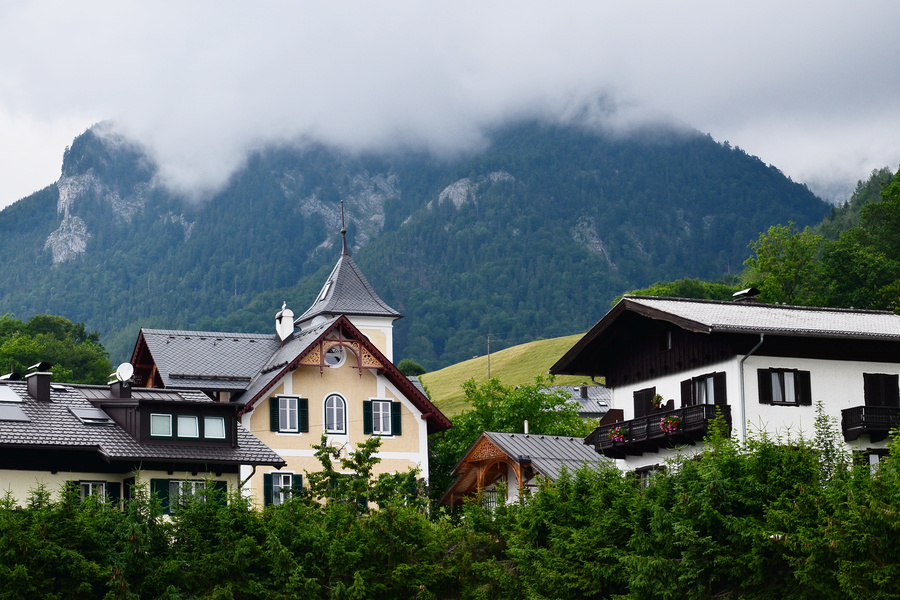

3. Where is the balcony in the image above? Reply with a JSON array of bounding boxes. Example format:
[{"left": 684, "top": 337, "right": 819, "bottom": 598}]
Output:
[
  {"left": 589, "top": 404, "right": 731, "bottom": 459},
  {"left": 841, "top": 406, "right": 900, "bottom": 443}
]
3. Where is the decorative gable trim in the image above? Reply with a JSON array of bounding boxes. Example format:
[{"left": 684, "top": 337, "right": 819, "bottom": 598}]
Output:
[{"left": 238, "top": 316, "right": 450, "bottom": 433}]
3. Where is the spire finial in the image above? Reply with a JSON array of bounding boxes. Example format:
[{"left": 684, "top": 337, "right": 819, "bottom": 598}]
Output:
[{"left": 340, "top": 198, "right": 349, "bottom": 256}]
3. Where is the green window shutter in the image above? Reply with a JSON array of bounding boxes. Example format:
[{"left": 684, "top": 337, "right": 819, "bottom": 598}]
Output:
[
  {"left": 270, "top": 397, "right": 279, "bottom": 431},
  {"left": 292, "top": 474, "right": 303, "bottom": 496},
  {"left": 363, "top": 400, "right": 373, "bottom": 435},
  {"left": 106, "top": 482, "right": 121, "bottom": 504},
  {"left": 713, "top": 372, "right": 727, "bottom": 406},
  {"left": 757, "top": 370, "right": 772, "bottom": 404},
  {"left": 391, "top": 401, "right": 402, "bottom": 436},
  {"left": 212, "top": 481, "right": 228, "bottom": 507},
  {"left": 150, "top": 479, "right": 170, "bottom": 514},
  {"left": 797, "top": 371, "right": 812, "bottom": 406},
  {"left": 263, "top": 473, "right": 273, "bottom": 506},
  {"left": 299, "top": 398, "right": 309, "bottom": 432}
]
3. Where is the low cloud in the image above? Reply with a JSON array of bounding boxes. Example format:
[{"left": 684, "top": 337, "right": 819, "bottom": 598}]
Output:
[{"left": 1, "top": 1, "right": 898, "bottom": 205}]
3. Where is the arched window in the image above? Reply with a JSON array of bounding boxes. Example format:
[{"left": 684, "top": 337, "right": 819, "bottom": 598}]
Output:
[{"left": 325, "top": 394, "right": 346, "bottom": 434}]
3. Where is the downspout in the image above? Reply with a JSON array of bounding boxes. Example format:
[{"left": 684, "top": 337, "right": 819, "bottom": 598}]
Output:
[
  {"left": 739, "top": 334, "right": 765, "bottom": 443},
  {"left": 239, "top": 464, "right": 258, "bottom": 490}
]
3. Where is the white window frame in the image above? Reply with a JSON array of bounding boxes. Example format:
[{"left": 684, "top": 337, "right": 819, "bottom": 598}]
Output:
[
  {"left": 372, "top": 400, "right": 392, "bottom": 435},
  {"left": 325, "top": 394, "right": 346, "bottom": 434},
  {"left": 150, "top": 413, "right": 172, "bottom": 437},
  {"left": 771, "top": 370, "right": 798, "bottom": 404},
  {"left": 279, "top": 397, "right": 299, "bottom": 433},
  {"left": 169, "top": 480, "right": 205, "bottom": 506},
  {"left": 177, "top": 415, "right": 199, "bottom": 438},
  {"left": 80, "top": 481, "right": 105, "bottom": 500},
  {"left": 272, "top": 472, "right": 293, "bottom": 506},
  {"left": 204, "top": 415, "right": 227, "bottom": 439},
  {"left": 694, "top": 375, "right": 715, "bottom": 405}
]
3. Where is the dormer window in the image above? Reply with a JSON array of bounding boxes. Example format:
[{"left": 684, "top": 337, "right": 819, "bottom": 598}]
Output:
[
  {"left": 318, "top": 280, "right": 332, "bottom": 303},
  {"left": 204, "top": 416, "right": 226, "bottom": 439},
  {"left": 177, "top": 415, "right": 199, "bottom": 438},
  {"left": 150, "top": 413, "right": 173, "bottom": 437}
]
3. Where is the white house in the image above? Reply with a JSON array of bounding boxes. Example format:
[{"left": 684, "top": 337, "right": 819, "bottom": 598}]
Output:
[{"left": 550, "top": 293, "right": 900, "bottom": 473}]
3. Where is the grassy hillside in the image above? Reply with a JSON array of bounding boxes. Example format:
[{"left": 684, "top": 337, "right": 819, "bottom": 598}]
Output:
[{"left": 419, "top": 333, "right": 595, "bottom": 416}]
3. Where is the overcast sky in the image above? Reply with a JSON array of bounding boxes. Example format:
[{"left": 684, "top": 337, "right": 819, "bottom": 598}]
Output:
[{"left": 1, "top": 1, "right": 899, "bottom": 210}]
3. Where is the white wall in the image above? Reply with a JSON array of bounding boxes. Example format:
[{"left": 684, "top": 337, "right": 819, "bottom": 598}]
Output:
[{"left": 612, "top": 355, "right": 899, "bottom": 471}]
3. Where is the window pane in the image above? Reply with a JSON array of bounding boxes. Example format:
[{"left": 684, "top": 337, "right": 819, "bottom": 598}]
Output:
[
  {"left": 373, "top": 401, "right": 391, "bottom": 434},
  {"left": 279, "top": 397, "right": 298, "bottom": 432},
  {"left": 783, "top": 372, "right": 796, "bottom": 403},
  {"left": 204, "top": 416, "right": 226, "bottom": 439},
  {"left": 150, "top": 414, "right": 172, "bottom": 437},
  {"left": 326, "top": 395, "right": 345, "bottom": 433},
  {"left": 273, "top": 473, "right": 293, "bottom": 506},
  {"left": 80, "top": 482, "right": 104, "bottom": 499},
  {"left": 177, "top": 415, "right": 199, "bottom": 438},
  {"left": 771, "top": 372, "right": 784, "bottom": 403}
]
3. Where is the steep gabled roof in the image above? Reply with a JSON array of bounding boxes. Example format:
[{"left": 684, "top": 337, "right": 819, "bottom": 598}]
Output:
[
  {"left": 482, "top": 431, "right": 606, "bottom": 480},
  {"left": 238, "top": 316, "right": 451, "bottom": 434},
  {"left": 551, "top": 295, "right": 900, "bottom": 377},
  {"left": 439, "top": 431, "right": 606, "bottom": 505},
  {"left": 0, "top": 382, "right": 284, "bottom": 467},
  {"left": 132, "top": 329, "right": 281, "bottom": 390},
  {"left": 296, "top": 253, "right": 401, "bottom": 324}
]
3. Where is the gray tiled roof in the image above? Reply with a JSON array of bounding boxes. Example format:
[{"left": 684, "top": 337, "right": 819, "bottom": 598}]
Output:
[
  {"left": 626, "top": 296, "right": 900, "bottom": 339},
  {"left": 0, "top": 382, "right": 284, "bottom": 467},
  {"left": 407, "top": 376, "right": 428, "bottom": 399},
  {"left": 483, "top": 432, "right": 607, "bottom": 480},
  {"left": 140, "top": 329, "right": 281, "bottom": 390},
  {"left": 236, "top": 317, "right": 340, "bottom": 405},
  {"left": 548, "top": 385, "right": 611, "bottom": 416},
  {"left": 296, "top": 253, "right": 401, "bottom": 323}
]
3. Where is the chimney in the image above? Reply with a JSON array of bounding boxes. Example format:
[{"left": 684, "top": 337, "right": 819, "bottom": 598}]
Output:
[
  {"left": 26, "top": 371, "right": 51, "bottom": 402},
  {"left": 732, "top": 287, "right": 761, "bottom": 303},
  {"left": 110, "top": 380, "right": 132, "bottom": 399},
  {"left": 524, "top": 419, "right": 529, "bottom": 434},
  {"left": 275, "top": 302, "right": 295, "bottom": 341},
  {"left": 580, "top": 385, "right": 588, "bottom": 399}
]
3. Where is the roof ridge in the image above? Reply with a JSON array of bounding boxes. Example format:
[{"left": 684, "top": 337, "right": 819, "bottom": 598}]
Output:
[{"left": 625, "top": 295, "right": 899, "bottom": 316}]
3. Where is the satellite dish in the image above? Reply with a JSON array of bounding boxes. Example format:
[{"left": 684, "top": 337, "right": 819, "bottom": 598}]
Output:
[{"left": 115, "top": 363, "right": 134, "bottom": 383}]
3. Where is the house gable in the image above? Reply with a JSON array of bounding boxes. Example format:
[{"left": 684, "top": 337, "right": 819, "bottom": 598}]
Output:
[{"left": 238, "top": 315, "right": 450, "bottom": 434}]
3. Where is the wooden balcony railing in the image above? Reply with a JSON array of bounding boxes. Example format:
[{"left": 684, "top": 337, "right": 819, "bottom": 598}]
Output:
[
  {"left": 588, "top": 404, "right": 731, "bottom": 459},
  {"left": 841, "top": 405, "right": 900, "bottom": 443}
]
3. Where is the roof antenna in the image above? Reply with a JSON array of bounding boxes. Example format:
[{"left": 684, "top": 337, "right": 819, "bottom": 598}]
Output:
[{"left": 340, "top": 198, "right": 349, "bottom": 256}]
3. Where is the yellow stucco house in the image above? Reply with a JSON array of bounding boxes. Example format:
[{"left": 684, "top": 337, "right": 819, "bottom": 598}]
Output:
[{"left": 130, "top": 235, "right": 451, "bottom": 507}]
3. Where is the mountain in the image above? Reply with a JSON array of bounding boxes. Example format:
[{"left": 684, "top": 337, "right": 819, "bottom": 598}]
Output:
[{"left": 0, "top": 121, "right": 828, "bottom": 369}]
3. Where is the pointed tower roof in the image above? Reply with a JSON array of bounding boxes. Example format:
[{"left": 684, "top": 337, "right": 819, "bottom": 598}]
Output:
[
  {"left": 296, "top": 206, "right": 401, "bottom": 324},
  {"left": 296, "top": 253, "right": 402, "bottom": 323}
]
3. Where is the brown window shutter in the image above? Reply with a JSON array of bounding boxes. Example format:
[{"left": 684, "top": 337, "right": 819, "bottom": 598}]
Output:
[
  {"left": 713, "top": 372, "right": 727, "bottom": 406},
  {"left": 757, "top": 369, "right": 772, "bottom": 404},
  {"left": 680, "top": 379, "right": 692, "bottom": 408}
]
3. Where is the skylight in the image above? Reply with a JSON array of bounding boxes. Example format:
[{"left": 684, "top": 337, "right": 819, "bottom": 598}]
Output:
[
  {"left": 0, "top": 403, "right": 29, "bottom": 422},
  {"left": 69, "top": 407, "right": 114, "bottom": 425},
  {"left": 318, "top": 280, "right": 332, "bottom": 302},
  {"left": 0, "top": 386, "right": 21, "bottom": 403}
]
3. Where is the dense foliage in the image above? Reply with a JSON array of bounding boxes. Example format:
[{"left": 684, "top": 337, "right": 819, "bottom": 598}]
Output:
[
  {"left": 743, "top": 166, "right": 900, "bottom": 310},
  {"left": 0, "top": 122, "right": 827, "bottom": 369},
  {"left": 4, "top": 415, "right": 900, "bottom": 599},
  {"left": 427, "top": 377, "right": 596, "bottom": 504},
  {"left": 0, "top": 314, "right": 110, "bottom": 383},
  {"left": 619, "top": 277, "right": 742, "bottom": 301}
]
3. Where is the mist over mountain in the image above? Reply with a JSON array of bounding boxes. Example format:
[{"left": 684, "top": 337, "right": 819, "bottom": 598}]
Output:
[{"left": 0, "top": 121, "right": 828, "bottom": 369}]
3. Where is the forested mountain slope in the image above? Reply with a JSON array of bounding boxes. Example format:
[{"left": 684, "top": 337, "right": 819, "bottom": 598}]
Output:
[{"left": 0, "top": 121, "right": 828, "bottom": 368}]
